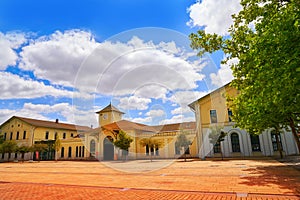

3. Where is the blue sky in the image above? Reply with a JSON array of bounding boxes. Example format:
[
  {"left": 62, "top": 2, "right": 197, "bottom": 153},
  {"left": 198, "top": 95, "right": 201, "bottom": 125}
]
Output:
[{"left": 0, "top": 0, "right": 241, "bottom": 126}]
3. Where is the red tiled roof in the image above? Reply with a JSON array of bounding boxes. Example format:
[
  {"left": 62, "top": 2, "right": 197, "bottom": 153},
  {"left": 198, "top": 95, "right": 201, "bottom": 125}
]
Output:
[
  {"left": 151, "top": 122, "right": 196, "bottom": 133},
  {"left": 7, "top": 116, "right": 91, "bottom": 131},
  {"left": 102, "top": 120, "right": 156, "bottom": 132},
  {"left": 101, "top": 120, "right": 196, "bottom": 133}
]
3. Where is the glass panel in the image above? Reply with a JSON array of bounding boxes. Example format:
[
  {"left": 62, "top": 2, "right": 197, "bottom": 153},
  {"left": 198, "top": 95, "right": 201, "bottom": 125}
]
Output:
[
  {"left": 250, "top": 134, "right": 261, "bottom": 152},
  {"left": 210, "top": 110, "right": 217, "bottom": 123},
  {"left": 271, "top": 131, "right": 282, "bottom": 151},
  {"left": 213, "top": 141, "right": 221, "bottom": 153},
  {"left": 231, "top": 133, "right": 240, "bottom": 152}
]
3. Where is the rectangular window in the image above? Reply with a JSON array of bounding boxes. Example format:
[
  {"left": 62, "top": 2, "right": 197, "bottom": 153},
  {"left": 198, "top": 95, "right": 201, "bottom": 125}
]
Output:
[
  {"left": 4, "top": 133, "right": 7, "bottom": 140},
  {"left": 16, "top": 132, "right": 19, "bottom": 140},
  {"left": 250, "top": 134, "right": 261, "bottom": 152},
  {"left": 10, "top": 132, "right": 13, "bottom": 140},
  {"left": 45, "top": 131, "right": 49, "bottom": 140},
  {"left": 23, "top": 131, "right": 26, "bottom": 139},
  {"left": 228, "top": 109, "right": 233, "bottom": 122},
  {"left": 146, "top": 145, "right": 149, "bottom": 155},
  {"left": 63, "top": 133, "right": 66, "bottom": 139},
  {"left": 61, "top": 147, "right": 65, "bottom": 158},
  {"left": 210, "top": 110, "right": 217, "bottom": 123}
]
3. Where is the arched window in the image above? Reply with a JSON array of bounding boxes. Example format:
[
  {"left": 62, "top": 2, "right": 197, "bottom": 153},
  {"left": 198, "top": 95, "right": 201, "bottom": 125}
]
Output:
[
  {"left": 90, "top": 140, "right": 96, "bottom": 156},
  {"left": 68, "top": 147, "right": 72, "bottom": 158},
  {"left": 146, "top": 144, "right": 149, "bottom": 155},
  {"left": 271, "top": 130, "right": 282, "bottom": 151},
  {"left": 231, "top": 133, "right": 240, "bottom": 152},
  {"left": 63, "top": 133, "right": 66, "bottom": 139},
  {"left": 61, "top": 147, "right": 65, "bottom": 158}
]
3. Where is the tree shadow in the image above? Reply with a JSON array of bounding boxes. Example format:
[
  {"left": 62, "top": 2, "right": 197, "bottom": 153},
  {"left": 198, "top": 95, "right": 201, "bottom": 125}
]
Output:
[{"left": 240, "top": 163, "right": 300, "bottom": 195}]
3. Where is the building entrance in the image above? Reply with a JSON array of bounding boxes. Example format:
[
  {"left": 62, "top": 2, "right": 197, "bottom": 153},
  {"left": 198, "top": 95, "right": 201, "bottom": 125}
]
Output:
[{"left": 103, "top": 137, "right": 114, "bottom": 160}]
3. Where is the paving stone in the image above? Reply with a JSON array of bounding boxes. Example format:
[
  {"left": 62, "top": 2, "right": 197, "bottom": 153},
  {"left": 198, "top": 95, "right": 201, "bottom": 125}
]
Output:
[{"left": 0, "top": 158, "right": 299, "bottom": 199}]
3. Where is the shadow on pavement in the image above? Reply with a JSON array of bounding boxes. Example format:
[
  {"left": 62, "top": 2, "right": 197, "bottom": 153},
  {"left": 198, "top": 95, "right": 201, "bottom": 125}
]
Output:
[{"left": 240, "top": 164, "right": 300, "bottom": 195}]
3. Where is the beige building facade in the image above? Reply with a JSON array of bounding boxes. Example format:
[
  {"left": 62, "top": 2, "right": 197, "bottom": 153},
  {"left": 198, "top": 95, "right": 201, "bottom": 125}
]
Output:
[
  {"left": 189, "top": 83, "right": 299, "bottom": 159},
  {"left": 0, "top": 103, "right": 197, "bottom": 161}
]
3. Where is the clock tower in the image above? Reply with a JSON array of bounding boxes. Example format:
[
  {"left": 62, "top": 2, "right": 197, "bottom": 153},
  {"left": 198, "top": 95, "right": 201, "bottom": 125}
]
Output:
[{"left": 95, "top": 103, "right": 125, "bottom": 127}]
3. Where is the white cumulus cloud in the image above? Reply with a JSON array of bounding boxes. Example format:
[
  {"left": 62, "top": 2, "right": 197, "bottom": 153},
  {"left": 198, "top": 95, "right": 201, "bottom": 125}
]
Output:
[
  {"left": 160, "top": 114, "right": 195, "bottom": 125},
  {"left": 18, "top": 30, "right": 205, "bottom": 101},
  {"left": 19, "top": 30, "right": 99, "bottom": 87},
  {"left": 146, "top": 109, "right": 165, "bottom": 117},
  {"left": 210, "top": 57, "right": 237, "bottom": 87},
  {"left": 118, "top": 96, "right": 151, "bottom": 110},
  {"left": 0, "top": 102, "right": 98, "bottom": 127},
  {"left": 0, "top": 72, "right": 81, "bottom": 99},
  {"left": 187, "top": 0, "right": 242, "bottom": 36},
  {"left": 0, "top": 32, "right": 27, "bottom": 69}
]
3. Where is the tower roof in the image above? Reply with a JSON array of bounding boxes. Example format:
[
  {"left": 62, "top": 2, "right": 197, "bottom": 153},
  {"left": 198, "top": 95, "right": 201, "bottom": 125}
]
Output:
[{"left": 95, "top": 103, "right": 125, "bottom": 114}]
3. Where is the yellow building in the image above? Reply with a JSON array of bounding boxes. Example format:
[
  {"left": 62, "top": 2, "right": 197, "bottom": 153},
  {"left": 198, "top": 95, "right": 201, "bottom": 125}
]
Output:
[
  {"left": 0, "top": 116, "right": 90, "bottom": 161},
  {"left": 0, "top": 103, "right": 197, "bottom": 161},
  {"left": 189, "top": 83, "right": 299, "bottom": 159},
  {"left": 82, "top": 103, "right": 197, "bottom": 160}
]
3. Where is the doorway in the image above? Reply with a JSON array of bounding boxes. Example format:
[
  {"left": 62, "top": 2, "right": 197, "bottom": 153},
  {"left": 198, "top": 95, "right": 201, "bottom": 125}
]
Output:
[{"left": 103, "top": 137, "right": 114, "bottom": 160}]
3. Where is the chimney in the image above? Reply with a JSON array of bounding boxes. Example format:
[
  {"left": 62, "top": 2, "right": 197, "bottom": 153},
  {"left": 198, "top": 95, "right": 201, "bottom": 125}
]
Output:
[{"left": 55, "top": 119, "right": 59, "bottom": 123}]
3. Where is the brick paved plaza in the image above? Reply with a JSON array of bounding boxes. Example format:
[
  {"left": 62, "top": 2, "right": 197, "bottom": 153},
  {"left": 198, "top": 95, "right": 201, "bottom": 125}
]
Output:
[{"left": 0, "top": 157, "right": 300, "bottom": 200}]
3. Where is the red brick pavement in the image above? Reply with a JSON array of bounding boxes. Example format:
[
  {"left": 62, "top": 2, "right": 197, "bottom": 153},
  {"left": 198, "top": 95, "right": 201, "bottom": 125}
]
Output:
[{"left": 0, "top": 158, "right": 299, "bottom": 200}]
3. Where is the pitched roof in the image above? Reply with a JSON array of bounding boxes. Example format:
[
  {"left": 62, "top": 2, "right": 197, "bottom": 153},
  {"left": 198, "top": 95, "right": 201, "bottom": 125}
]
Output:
[
  {"left": 95, "top": 103, "right": 125, "bottom": 114},
  {"left": 102, "top": 120, "right": 156, "bottom": 132},
  {"left": 101, "top": 120, "right": 196, "bottom": 134},
  {"left": 1, "top": 116, "right": 91, "bottom": 132},
  {"left": 151, "top": 122, "right": 196, "bottom": 133}
]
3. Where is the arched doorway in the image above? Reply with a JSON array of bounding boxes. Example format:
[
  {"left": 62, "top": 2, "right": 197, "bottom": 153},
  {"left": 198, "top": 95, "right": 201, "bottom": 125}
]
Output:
[
  {"left": 90, "top": 139, "right": 96, "bottom": 157},
  {"left": 103, "top": 137, "right": 114, "bottom": 160}
]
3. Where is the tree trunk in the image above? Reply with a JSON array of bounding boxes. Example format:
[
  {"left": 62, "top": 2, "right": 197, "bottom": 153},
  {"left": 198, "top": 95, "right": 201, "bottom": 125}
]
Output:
[
  {"left": 290, "top": 117, "right": 300, "bottom": 154},
  {"left": 275, "top": 129, "right": 283, "bottom": 159},
  {"left": 220, "top": 142, "right": 224, "bottom": 160}
]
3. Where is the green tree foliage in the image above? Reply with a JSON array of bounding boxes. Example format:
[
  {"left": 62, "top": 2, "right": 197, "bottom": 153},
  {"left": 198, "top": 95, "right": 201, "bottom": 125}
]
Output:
[
  {"left": 0, "top": 133, "right": 4, "bottom": 144},
  {"left": 0, "top": 140, "right": 18, "bottom": 161},
  {"left": 176, "top": 132, "right": 191, "bottom": 161},
  {"left": 208, "top": 125, "right": 227, "bottom": 160},
  {"left": 113, "top": 130, "right": 133, "bottom": 160},
  {"left": 140, "top": 138, "right": 162, "bottom": 162},
  {"left": 189, "top": 0, "right": 300, "bottom": 155}
]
